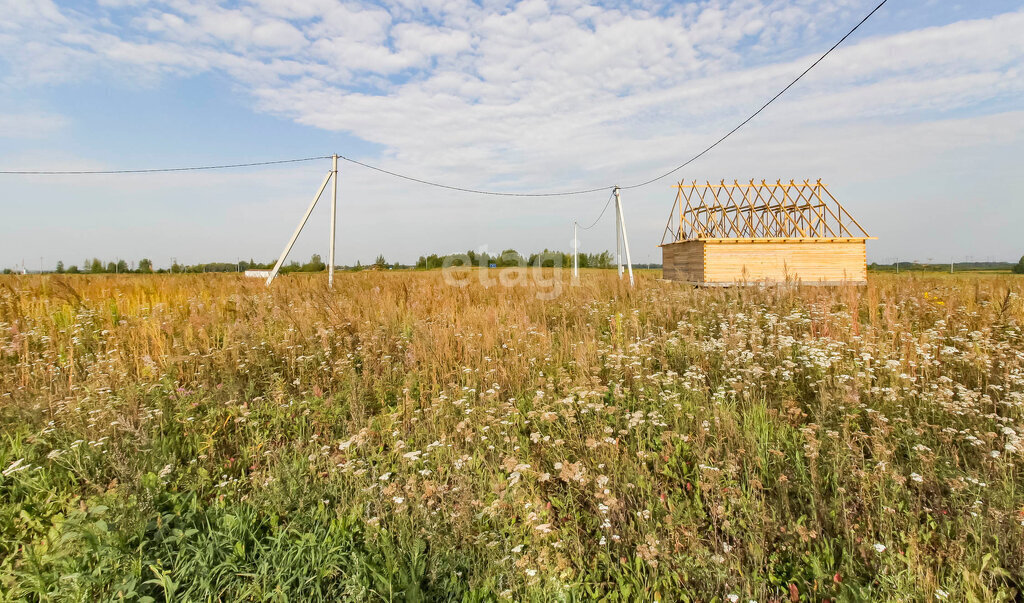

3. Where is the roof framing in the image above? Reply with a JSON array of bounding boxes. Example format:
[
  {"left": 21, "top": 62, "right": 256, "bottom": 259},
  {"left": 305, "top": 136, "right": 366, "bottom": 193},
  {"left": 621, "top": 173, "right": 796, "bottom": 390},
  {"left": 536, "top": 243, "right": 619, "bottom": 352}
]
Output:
[{"left": 660, "top": 179, "right": 871, "bottom": 245}]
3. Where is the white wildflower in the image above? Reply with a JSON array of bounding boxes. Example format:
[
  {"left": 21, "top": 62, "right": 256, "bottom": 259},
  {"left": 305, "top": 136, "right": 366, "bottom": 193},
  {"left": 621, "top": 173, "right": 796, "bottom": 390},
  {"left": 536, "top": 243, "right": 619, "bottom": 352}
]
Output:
[{"left": 3, "top": 459, "right": 28, "bottom": 477}]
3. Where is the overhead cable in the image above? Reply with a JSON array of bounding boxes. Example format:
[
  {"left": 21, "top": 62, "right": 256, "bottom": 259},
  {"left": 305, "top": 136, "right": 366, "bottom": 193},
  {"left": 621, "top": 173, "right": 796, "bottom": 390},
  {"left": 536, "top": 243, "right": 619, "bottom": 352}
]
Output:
[
  {"left": 576, "top": 191, "right": 616, "bottom": 230},
  {"left": 0, "top": 156, "right": 331, "bottom": 175},
  {"left": 335, "top": 155, "right": 611, "bottom": 197}
]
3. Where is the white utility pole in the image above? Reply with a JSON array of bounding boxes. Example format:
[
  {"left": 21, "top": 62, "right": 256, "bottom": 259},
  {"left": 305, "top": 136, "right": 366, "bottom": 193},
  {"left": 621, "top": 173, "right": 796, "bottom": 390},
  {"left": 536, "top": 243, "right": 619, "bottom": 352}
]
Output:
[
  {"left": 266, "top": 166, "right": 334, "bottom": 286},
  {"left": 615, "top": 192, "right": 622, "bottom": 278},
  {"left": 573, "top": 221, "right": 579, "bottom": 278},
  {"left": 614, "top": 186, "right": 634, "bottom": 286},
  {"left": 329, "top": 154, "right": 338, "bottom": 288}
]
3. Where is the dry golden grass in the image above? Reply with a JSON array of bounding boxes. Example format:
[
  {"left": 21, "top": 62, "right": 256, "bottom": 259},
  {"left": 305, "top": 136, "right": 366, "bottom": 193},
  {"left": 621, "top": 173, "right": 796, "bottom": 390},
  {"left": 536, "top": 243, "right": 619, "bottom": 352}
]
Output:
[{"left": 1, "top": 270, "right": 1022, "bottom": 600}]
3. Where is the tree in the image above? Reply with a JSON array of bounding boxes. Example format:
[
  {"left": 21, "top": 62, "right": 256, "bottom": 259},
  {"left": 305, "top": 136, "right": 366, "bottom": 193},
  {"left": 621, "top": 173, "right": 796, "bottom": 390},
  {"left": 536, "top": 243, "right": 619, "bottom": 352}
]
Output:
[
  {"left": 498, "top": 249, "right": 524, "bottom": 267},
  {"left": 90, "top": 258, "right": 104, "bottom": 273},
  {"left": 138, "top": 258, "right": 153, "bottom": 273},
  {"left": 301, "top": 254, "right": 325, "bottom": 272},
  {"left": 374, "top": 254, "right": 388, "bottom": 268},
  {"left": 116, "top": 259, "right": 128, "bottom": 273},
  {"left": 67, "top": 265, "right": 80, "bottom": 274},
  {"left": 1014, "top": 255, "right": 1024, "bottom": 274},
  {"left": 106, "top": 261, "right": 117, "bottom": 273},
  {"left": 56, "top": 261, "right": 65, "bottom": 273},
  {"left": 592, "top": 251, "right": 612, "bottom": 268}
]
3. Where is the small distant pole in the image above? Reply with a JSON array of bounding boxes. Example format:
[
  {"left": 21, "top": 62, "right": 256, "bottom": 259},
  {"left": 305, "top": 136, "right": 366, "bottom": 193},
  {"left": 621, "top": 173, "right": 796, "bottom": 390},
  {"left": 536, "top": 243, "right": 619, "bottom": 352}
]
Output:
[
  {"left": 950, "top": 257, "right": 954, "bottom": 274},
  {"left": 573, "top": 221, "right": 578, "bottom": 278},
  {"left": 896, "top": 258, "right": 899, "bottom": 274},
  {"left": 328, "top": 154, "right": 338, "bottom": 289}
]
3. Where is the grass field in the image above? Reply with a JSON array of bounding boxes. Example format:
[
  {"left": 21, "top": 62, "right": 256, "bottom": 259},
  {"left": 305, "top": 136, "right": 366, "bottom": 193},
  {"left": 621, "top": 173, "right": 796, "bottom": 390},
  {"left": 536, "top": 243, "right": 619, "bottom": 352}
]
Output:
[{"left": 2, "top": 271, "right": 1023, "bottom": 601}]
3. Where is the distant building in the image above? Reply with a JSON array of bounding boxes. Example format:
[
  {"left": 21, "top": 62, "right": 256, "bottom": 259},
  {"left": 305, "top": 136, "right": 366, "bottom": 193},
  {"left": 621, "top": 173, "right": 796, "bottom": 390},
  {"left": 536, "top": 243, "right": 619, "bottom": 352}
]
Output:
[
  {"left": 243, "top": 269, "right": 271, "bottom": 279},
  {"left": 659, "top": 179, "right": 874, "bottom": 285}
]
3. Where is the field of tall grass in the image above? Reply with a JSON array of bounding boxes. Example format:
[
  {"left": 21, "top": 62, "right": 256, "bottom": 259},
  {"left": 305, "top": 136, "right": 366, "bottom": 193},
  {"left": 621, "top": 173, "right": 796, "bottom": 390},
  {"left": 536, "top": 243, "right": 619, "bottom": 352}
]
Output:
[{"left": 1, "top": 270, "right": 1022, "bottom": 601}]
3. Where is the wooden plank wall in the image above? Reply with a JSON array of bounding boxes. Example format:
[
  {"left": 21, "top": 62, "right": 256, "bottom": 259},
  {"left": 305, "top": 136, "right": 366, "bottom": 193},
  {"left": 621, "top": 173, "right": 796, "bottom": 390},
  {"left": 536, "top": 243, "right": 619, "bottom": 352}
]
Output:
[
  {"left": 702, "top": 240, "right": 866, "bottom": 284},
  {"left": 661, "top": 241, "right": 704, "bottom": 282}
]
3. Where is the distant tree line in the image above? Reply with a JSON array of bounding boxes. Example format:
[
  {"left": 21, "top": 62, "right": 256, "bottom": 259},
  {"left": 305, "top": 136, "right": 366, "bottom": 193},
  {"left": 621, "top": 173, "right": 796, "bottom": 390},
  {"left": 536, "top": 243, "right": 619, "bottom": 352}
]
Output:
[
  {"left": 52, "top": 258, "right": 151, "bottom": 274},
  {"left": 415, "top": 250, "right": 616, "bottom": 270},
  {"left": 869, "top": 261, "right": 1020, "bottom": 273},
  {"left": 39, "top": 256, "right": 327, "bottom": 275},
  {"left": 5, "top": 250, "right": 667, "bottom": 275}
]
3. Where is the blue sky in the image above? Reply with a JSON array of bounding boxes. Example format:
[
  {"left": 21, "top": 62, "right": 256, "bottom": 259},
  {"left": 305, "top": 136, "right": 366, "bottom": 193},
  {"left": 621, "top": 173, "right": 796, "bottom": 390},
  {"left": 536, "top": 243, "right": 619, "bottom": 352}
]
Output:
[{"left": 1, "top": 0, "right": 1022, "bottom": 269}]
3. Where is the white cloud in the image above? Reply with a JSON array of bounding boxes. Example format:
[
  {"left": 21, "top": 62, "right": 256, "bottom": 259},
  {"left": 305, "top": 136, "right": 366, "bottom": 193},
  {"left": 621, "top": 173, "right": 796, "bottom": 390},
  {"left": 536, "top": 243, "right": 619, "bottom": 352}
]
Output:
[
  {"left": 252, "top": 20, "right": 307, "bottom": 50},
  {"left": 392, "top": 22, "right": 471, "bottom": 59}
]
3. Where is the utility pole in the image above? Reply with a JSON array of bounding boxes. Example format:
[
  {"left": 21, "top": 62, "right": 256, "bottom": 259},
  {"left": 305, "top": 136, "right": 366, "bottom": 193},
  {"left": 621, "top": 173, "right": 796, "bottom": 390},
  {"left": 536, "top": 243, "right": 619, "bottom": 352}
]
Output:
[
  {"left": 573, "top": 221, "right": 578, "bottom": 278},
  {"left": 614, "top": 186, "right": 634, "bottom": 286},
  {"left": 267, "top": 160, "right": 335, "bottom": 286},
  {"left": 329, "top": 154, "right": 338, "bottom": 289},
  {"left": 615, "top": 191, "right": 622, "bottom": 278}
]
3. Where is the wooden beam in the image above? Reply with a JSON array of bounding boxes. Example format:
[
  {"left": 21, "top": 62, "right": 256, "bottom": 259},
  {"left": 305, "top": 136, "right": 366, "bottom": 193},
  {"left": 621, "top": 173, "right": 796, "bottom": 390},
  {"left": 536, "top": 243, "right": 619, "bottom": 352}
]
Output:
[{"left": 673, "top": 179, "right": 870, "bottom": 242}]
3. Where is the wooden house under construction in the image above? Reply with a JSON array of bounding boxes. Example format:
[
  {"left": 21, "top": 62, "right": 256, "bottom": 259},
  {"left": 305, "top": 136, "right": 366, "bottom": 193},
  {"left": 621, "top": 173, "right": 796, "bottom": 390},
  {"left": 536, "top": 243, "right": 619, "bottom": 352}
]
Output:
[{"left": 659, "top": 179, "right": 873, "bottom": 285}]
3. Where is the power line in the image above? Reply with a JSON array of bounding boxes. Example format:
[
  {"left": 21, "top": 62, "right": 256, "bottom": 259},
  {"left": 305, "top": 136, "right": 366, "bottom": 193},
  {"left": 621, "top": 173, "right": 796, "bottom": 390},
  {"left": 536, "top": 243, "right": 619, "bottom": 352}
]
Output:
[
  {"left": 336, "top": 155, "right": 610, "bottom": 197},
  {"left": 0, "top": 155, "right": 331, "bottom": 175},
  {"left": 576, "top": 190, "right": 616, "bottom": 230}
]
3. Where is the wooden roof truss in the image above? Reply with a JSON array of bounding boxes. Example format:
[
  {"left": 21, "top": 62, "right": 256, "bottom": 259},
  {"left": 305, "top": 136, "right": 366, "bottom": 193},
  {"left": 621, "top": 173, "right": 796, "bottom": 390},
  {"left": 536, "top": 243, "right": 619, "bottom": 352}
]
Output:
[{"left": 660, "top": 179, "right": 870, "bottom": 244}]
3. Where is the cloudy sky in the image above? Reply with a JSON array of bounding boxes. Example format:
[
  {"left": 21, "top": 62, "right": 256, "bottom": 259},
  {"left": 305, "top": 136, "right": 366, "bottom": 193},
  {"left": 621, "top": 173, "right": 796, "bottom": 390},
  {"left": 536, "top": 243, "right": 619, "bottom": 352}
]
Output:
[{"left": 1, "top": 0, "right": 1021, "bottom": 270}]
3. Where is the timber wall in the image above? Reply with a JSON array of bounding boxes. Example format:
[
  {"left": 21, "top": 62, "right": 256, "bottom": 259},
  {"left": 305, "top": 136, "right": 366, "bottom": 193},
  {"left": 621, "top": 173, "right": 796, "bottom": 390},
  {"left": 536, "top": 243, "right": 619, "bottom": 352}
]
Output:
[
  {"left": 661, "top": 241, "right": 704, "bottom": 282},
  {"left": 661, "top": 239, "right": 867, "bottom": 284}
]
